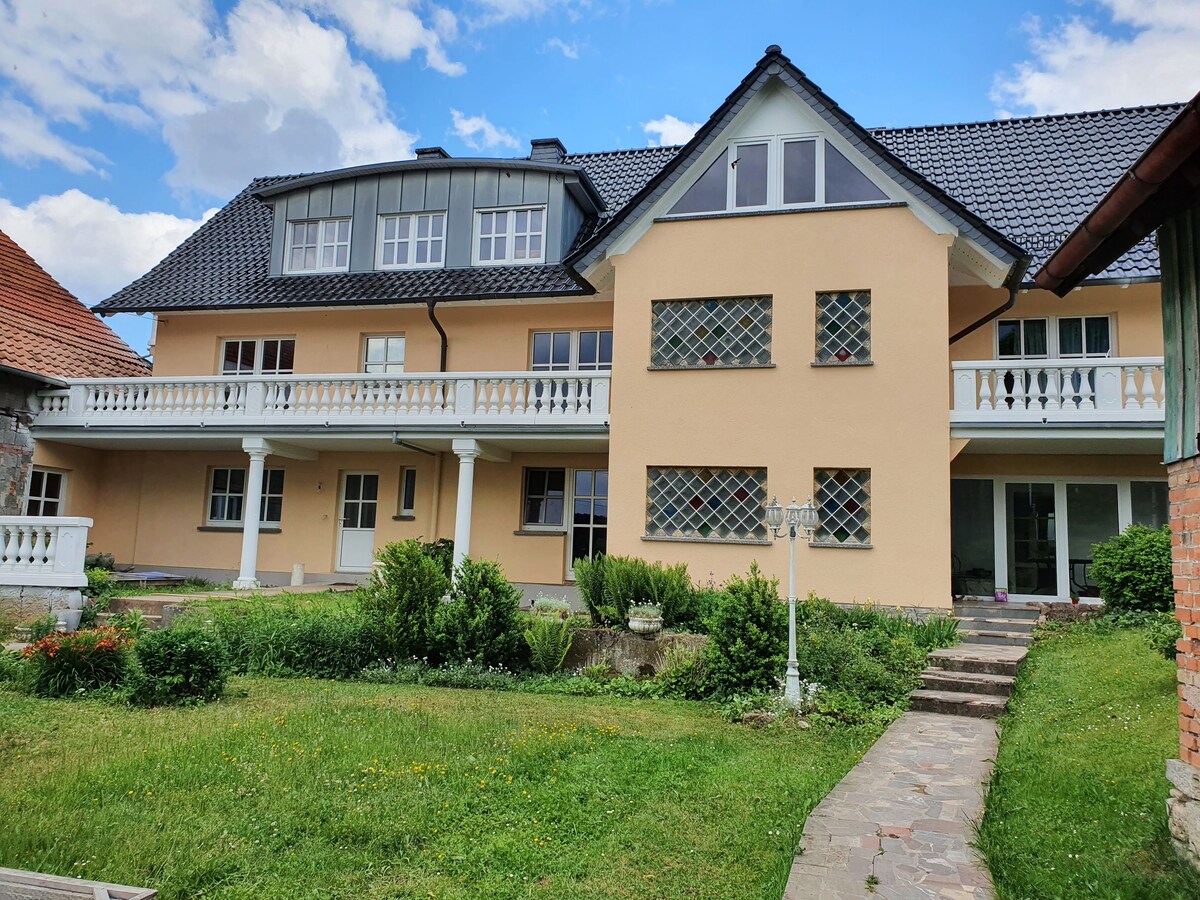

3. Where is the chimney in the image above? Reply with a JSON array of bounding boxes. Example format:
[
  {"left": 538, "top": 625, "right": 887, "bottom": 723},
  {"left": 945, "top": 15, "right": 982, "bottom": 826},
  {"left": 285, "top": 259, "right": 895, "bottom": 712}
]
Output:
[
  {"left": 415, "top": 147, "right": 450, "bottom": 160},
  {"left": 530, "top": 138, "right": 567, "bottom": 164}
]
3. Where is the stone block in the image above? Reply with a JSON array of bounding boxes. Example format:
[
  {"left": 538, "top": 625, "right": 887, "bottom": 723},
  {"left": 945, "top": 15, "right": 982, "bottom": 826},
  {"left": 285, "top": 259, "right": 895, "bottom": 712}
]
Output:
[{"left": 562, "top": 627, "right": 706, "bottom": 677}]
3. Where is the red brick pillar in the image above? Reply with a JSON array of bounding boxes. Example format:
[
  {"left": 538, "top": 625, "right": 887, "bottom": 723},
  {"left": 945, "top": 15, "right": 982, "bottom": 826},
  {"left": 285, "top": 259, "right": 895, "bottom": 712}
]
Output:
[{"left": 1168, "top": 455, "right": 1200, "bottom": 865}]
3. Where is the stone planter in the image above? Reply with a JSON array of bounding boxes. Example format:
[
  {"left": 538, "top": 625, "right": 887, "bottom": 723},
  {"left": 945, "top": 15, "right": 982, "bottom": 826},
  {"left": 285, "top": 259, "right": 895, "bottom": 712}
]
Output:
[
  {"left": 58, "top": 609, "right": 82, "bottom": 632},
  {"left": 627, "top": 615, "right": 663, "bottom": 636}
]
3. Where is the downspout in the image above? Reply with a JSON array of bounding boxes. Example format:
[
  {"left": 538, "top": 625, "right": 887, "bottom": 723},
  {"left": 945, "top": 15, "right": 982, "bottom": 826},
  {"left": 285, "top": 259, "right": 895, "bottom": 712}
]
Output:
[
  {"left": 427, "top": 300, "right": 448, "bottom": 372},
  {"left": 949, "top": 257, "right": 1032, "bottom": 345}
]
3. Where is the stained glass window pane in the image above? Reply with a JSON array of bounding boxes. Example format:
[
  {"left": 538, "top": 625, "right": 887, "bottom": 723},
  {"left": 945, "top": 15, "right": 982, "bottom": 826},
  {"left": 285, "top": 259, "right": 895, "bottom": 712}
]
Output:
[
  {"left": 813, "top": 468, "right": 871, "bottom": 546},
  {"left": 650, "top": 296, "right": 772, "bottom": 368},
  {"left": 645, "top": 466, "right": 767, "bottom": 542},
  {"left": 815, "top": 291, "right": 871, "bottom": 364}
]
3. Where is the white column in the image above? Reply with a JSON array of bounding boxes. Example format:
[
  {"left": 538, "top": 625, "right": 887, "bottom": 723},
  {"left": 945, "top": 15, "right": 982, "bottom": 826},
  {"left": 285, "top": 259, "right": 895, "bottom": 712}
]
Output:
[
  {"left": 452, "top": 440, "right": 480, "bottom": 575},
  {"left": 233, "top": 445, "right": 269, "bottom": 590}
]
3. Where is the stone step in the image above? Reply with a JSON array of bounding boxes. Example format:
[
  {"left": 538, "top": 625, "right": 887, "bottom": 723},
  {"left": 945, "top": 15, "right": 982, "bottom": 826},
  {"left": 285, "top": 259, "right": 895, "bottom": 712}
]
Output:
[
  {"left": 953, "top": 616, "right": 1037, "bottom": 634},
  {"left": 960, "top": 629, "right": 1033, "bottom": 647},
  {"left": 928, "top": 645, "right": 1027, "bottom": 677},
  {"left": 920, "top": 667, "right": 1016, "bottom": 697},
  {"left": 106, "top": 595, "right": 200, "bottom": 614},
  {"left": 97, "top": 611, "right": 164, "bottom": 631},
  {"left": 953, "top": 600, "right": 1042, "bottom": 621},
  {"left": 909, "top": 689, "right": 1008, "bottom": 718}
]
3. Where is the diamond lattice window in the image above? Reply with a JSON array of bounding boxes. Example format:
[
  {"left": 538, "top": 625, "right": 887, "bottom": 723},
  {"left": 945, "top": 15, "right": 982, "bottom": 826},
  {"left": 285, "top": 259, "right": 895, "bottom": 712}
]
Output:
[
  {"left": 645, "top": 466, "right": 767, "bottom": 542},
  {"left": 815, "top": 291, "right": 871, "bottom": 364},
  {"left": 814, "top": 468, "right": 871, "bottom": 545},
  {"left": 650, "top": 297, "right": 772, "bottom": 368}
]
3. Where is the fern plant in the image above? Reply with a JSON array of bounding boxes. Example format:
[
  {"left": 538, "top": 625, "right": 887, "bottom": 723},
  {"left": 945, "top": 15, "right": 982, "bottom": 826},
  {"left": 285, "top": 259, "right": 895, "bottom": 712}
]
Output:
[{"left": 524, "top": 616, "right": 573, "bottom": 673}]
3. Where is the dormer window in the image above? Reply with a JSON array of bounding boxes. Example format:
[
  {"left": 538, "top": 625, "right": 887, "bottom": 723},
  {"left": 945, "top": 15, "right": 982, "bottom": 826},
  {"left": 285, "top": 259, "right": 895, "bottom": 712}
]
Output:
[
  {"left": 670, "top": 136, "right": 887, "bottom": 216},
  {"left": 476, "top": 206, "right": 545, "bottom": 265},
  {"left": 378, "top": 213, "right": 445, "bottom": 269},
  {"left": 286, "top": 218, "right": 350, "bottom": 273}
]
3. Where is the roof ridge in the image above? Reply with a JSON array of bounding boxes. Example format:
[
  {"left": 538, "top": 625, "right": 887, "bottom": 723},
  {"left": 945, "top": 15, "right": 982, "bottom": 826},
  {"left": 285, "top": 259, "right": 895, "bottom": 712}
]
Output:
[
  {"left": 564, "top": 145, "right": 682, "bottom": 158},
  {"left": 873, "top": 101, "right": 1187, "bottom": 134}
]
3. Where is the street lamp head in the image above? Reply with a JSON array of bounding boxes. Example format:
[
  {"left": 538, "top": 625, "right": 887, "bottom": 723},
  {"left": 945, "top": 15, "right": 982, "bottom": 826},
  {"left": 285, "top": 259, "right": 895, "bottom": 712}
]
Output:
[
  {"left": 765, "top": 496, "right": 784, "bottom": 532},
  {"left": 784, "top": 497, "right": 802, "bottom": 528},
  {"left": 797, "top": 496, "right": 820, "bottom": 535}
]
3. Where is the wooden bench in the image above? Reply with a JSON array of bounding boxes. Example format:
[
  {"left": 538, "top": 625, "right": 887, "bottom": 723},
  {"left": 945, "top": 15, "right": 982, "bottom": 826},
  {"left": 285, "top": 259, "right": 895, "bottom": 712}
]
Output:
[{"left": 0, "top": 867, "right": 157, "bottom": 899}]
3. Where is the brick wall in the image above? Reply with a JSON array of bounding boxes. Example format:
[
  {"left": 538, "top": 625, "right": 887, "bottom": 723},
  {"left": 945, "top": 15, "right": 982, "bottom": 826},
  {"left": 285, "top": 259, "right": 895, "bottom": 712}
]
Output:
[
  {"left": 1168, "top": 454, "right": 1200, "bottom": 865},
  {"left": 0, "top": 373, "right": 35, "bottom": 516}
]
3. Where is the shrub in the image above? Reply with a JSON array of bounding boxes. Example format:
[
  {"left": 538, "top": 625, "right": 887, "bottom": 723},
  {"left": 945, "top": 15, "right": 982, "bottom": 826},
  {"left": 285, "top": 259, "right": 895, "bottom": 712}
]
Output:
[
  {"left": 525, "top": 616, "right": 573, "bottom": 673},
  {"left": 1091, "top": 524, "right": 1173, "bottom": 613},
  {"left": 645, "top": 561, "right": 693, "bottom": 627},
  {"left": 1143, "top": 612, "right": 1183, "bottom": 660},
  {"left": 359, "top": 540, "right": 450, "bottom": 662},
  {"left": 127, "top": 627, "right": 230, "bottom": 706},
  {"left": 0, "top": 650, "right": 22, "bottom": 685},
  {"left": 84, "top": 552, "right": 115, "bottom": 571},
  {"left": 605, "top": 555, "right": 648, "bottom": 624},
  {"left": 28, "top": 613, "right": 59, "bottom": 642},
  {"left": 574, "top": 555, "right": 696, "bottom": 629},
  {"left": 656, "top": 643, "right": 707, "bottom": 700},
  {"left": 436, "top": 557, "right": 524, "bottom": 669},
  {"left": 108, "top": 609, "right": 149, "bottom": 641},
  {"left": 21, "top": 627, "right": 131, "bottom": 697},
  {"left": 84, "top": 567, "right": 116, "bottom": 600},
  {"left": 531, "top": 596, "right": 572, "bottom": 619},
  {"left": 703, "top": 564, "right": 786, "bottom": 698},
  {"left": 420, "top": 538, "right": 455, "bottom": 579},
  {"left": 679, "top": 588, "right": 722, "bottom": 634},
  {"left": 574, "top": 555, "right": 614, "bottom": 625}
]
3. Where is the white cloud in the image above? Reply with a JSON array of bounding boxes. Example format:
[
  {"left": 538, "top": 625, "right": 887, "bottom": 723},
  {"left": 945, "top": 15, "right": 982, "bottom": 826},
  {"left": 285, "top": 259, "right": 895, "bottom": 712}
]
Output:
[
  {"left": 0, "top": 190, "right": 214, "bottom": 306},
  {"left": 642, "top": 114, "right": 701, "bottom": 147},
  {"left": 993, "top": 0, "right": 1200, "bottom": 115},
  {"left": 0, "top": 98, "right": 109, "bottom": 175},
  {"left": 544, "top": 37, "right": 579, "bottom": 59},
  {"left": 468, "top": 0, "right": 576, "bottom": 27},
  {"left": 300, "top": 0, "right": 465, "bottom": 76},
  {"left": 450, "top": 108, "right": 521, "bottom": 151}
]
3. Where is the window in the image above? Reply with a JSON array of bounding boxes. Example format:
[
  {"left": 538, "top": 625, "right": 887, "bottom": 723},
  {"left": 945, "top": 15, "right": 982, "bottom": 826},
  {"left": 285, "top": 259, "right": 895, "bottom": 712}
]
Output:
[
  {"left": 476, "top": 207, "right": 545, "bottom": 264},
  {"left": 221, "top": 338, "right": 295, "bottom": 375},
  {"left": 399, "top": 467, "right": 417, "bottom": 517},
  {"left": 815, "top": 291, "right": 871, "bottom": 364},
  {"left": 378, "top": 213, "right": 445, "bottom": 269},
  {"left": 25, "top": 468, "right": 64, "bottom": 516},
  {"left": 523, "top": 468, "right": 566, "bottom": 528},
  {"left": 669, "top": 135, "right": 887, "bottom": 215},
  {"left": 286, "top": 218, "right": 350, "bottom": 273},
  {"left": 1131, "top": 480, "right": 1169, "bottom": 529},
  {"left": 363, "top": 335, "right": 406, "bottom": 374},
  {"left": 813, "top": 468, "right": 871, "bottom": 546},
  {"left": 997, "top": 316, "right": 1112, "bottom": 358},
  {"left": 207, "top": 468, "right": 284, "bottom": 526},
  {"left": 650, "top": 297, "right": 772, "bottom": 368},
  {"left": 645, "top": 466, "right": 768, "bottom": 542},
  {"left": 531, "top": 330, "right": 613, "bottom": 371}
]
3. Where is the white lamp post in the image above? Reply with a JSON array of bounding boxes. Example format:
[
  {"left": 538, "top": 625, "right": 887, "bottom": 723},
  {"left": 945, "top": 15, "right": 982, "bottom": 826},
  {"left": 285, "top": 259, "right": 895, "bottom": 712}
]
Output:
[{"left": 766, "top": 495, "right": 821, "bottom": 704}]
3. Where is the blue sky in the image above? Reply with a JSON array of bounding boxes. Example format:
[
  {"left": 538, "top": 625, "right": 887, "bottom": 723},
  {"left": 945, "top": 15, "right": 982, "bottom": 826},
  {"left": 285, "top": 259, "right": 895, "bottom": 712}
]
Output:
[{"left": 1, "top": 0, "right": 1197, "bottom": 354}]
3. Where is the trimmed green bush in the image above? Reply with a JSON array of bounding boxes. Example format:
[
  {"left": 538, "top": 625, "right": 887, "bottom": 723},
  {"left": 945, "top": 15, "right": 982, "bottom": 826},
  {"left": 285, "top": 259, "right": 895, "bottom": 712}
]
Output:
[
  {"left": 1091, "top": 524, "right": 1173, "bottom": 613},
  {"left": 127, "top": 627, "right": 230, "bottom": 706},
  {"left": 21, "top": 627, "right": 131, "bottom": 697},
  {"left": 703, "top": 564, "right": 786, "bottom": 698},
  {"left": 359, "top": 539, "right": 451, "bottom": 662},
  {"left": 436, "top": 557, "right": 524, "bottom": 668},
  {"left": 421, "top": 538, "right": 455, "bottom": 579}
]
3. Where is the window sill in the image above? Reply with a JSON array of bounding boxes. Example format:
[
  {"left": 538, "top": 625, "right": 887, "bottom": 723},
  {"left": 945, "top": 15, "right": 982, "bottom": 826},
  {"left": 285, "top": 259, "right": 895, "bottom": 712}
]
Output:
[
  {"left": 197, "top": 525, "right": 282, "bottom": 534},
  {"left": 647, "top": 363, "right": 776, "bottom": 371},
  {"left": 513, "top": 529, "right": 567, "bottom": 537},
  {"left": 642, "top": 535, "right": 770, "bottom": 547},
  {"left": 810, "top": 360, "right": 874, "bottom": 368},
  {"left": 392, "top": 514, "right": 416, "bottom": 521},
  {"left": 809, "top": 541, "right": 873, "bottom": 550}
]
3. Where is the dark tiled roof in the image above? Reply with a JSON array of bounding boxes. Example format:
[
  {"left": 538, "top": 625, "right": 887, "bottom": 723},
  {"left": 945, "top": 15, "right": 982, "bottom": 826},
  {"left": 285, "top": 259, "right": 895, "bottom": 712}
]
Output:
[
  {"left": 563, "top": 146, "right": 680, "bottom": 248},
  {"left": 97, "top": 177, "right": 589, "bottom": 312},
  {"left": 873, "top": 104, "right": 1185, "bottom": 280},
  {"left": 0, "top": 229, "right": 149, "bottom": 379}
]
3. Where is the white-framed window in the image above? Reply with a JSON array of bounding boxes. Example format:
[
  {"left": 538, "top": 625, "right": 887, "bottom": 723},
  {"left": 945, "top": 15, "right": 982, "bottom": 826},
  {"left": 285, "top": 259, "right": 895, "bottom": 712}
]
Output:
[
  {"left": 362, "top": 335, "right": 406, "bottom": 374},
  {"left": 522, "top": 468, "right": 567, "bottom": 529},
  {"left": 475, "top": 207, "right": 545, "bottom": 265},
  {"left": 25, "top": 468, "right": 65, "bottom": 516},
  {"left": 670, "top": 134, "right": 887, "bottom": 217},
  {"left": 399, "top": 467, "right": 418, "bottom": 517},
  {"left": 377, "top": 213, "right": 445, "bottom": 269},
  {"left": 207, "top": 468, "right": 285, "bottom": 526},
  {"left": 286, "top": 218, "right": 351, "bottom": 273},
  {"left": 996, "top": 316, "right": 1112, "bottom": 359},
  {"left": 531, "top": 330, "right": 613, "bottom": 371},
  {"left": 221, "top": 338, "right": 295, "bottom": 375}
]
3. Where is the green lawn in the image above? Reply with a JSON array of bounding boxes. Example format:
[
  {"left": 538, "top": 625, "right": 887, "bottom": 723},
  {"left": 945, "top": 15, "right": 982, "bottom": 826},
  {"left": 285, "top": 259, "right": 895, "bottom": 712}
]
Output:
[
  {"left": 978, "top": 625, "right": 1200, "bottom": 899},
  {"left": 0, "top": 679, "right": 878, "bottom": 899}
]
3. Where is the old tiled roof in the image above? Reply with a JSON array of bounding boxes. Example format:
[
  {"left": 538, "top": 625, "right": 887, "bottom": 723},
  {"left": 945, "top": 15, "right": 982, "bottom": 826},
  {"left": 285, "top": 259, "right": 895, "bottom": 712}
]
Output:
[
  {"left": 0, "top": 229, "right": 149, "bottom": 380},
  {"left": 873, "top": 104, "right": 1185, "bottom": 280},
  {"left": 95, "top": 102, "right": 1183, "bottom": 314}
]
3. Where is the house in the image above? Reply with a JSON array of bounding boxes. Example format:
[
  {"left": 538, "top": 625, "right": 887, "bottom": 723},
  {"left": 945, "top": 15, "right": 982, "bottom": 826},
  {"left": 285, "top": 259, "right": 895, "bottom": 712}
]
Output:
[
  {"left": 20, "top": 46, "right": 1182, "bottom": 605},
  {"left": 1033, "top": 92, "right": 1200, "bottom": 870},
  {"left": 0, "top": 228, "right": 149, "bottom": 516}
]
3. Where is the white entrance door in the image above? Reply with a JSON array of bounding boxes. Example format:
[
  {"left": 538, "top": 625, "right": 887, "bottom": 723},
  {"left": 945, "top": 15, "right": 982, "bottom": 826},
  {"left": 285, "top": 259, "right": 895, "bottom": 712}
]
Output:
[{"left": 337, "top": 472, "right": 379, "bottom": 572}]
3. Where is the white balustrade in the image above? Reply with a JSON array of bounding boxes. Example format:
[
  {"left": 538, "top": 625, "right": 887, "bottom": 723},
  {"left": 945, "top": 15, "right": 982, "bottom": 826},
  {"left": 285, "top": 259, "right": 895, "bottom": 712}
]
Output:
[
  {"left": 33, "top": 372, "right": 611, "bottom": 428},
  {"left": 951, "top": 357, "right": 1165, "bottom": 423},
  {"left": 0, "top": 517, "right": 92, "bottom": 588}
]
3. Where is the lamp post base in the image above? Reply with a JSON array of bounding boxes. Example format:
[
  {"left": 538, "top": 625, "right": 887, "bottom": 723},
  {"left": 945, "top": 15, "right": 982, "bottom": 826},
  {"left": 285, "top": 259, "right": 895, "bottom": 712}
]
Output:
[{"left": 784, "top": 661, "right": 802, "bottom": 705}]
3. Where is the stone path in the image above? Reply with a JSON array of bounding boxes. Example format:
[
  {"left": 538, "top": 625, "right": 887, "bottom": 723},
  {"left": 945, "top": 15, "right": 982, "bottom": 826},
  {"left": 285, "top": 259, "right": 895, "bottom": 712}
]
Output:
[{"left": 783, "top": 712, "right": 998, "bottom": 899}]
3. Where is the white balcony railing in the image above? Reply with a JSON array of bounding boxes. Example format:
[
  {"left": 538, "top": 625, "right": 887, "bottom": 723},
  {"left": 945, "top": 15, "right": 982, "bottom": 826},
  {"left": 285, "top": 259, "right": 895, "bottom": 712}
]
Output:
[
  {"left": 0, "top": 517, "right": 92, "bottom": 588},
  {"left": 952, "top": 357, "right": 1165, "bottom": 424},
  {"left": 32, "top": 371, "right": 611, "bottom": 429}
]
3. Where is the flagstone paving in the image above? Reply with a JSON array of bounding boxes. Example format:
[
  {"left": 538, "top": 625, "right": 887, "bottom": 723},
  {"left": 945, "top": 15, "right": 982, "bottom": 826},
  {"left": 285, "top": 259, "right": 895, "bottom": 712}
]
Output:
[{"left": 783, "top": 712, "right": 998, "bottom": 899}]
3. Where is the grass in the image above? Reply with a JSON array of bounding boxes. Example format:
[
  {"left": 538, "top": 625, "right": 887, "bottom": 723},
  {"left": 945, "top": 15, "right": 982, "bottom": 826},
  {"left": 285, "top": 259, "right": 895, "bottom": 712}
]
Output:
[
  {"left": 0, "top": 678, "right": 879, "bottom": 899},
  {"left": 977, "top": 624, "right": 1200, "bottom": 899}
]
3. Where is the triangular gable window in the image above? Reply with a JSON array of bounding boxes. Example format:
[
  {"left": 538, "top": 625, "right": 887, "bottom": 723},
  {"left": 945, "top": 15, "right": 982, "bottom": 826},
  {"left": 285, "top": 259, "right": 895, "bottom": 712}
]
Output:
[{"left": 668, "top": 136, "right": 889, "bottom": 215}]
